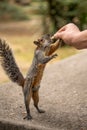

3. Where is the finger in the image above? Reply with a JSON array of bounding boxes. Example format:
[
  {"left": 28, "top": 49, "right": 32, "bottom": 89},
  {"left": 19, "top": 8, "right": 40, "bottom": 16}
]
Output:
[
  {"left": 58, "top": 25, "right": 67, "bottom": 32},
  {"left": 53, "top": 26, "right": 67, "bottom": 39},
  {"left": 54, "top": 32, "right": 64, "bottom": 39}
]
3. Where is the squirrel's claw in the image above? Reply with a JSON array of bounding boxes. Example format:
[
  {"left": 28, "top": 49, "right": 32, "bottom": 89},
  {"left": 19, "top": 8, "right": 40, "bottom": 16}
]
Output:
[
  {"left": 54, "top": 53, "right": 58, "bottom": 57},
  {"left": 23, "top": 115, "right": 32, "bottom": 120},
  {"left": 38, "top": 109, "right": 45, "bottom": 113},
  {"left": 52, "top": 53, "right": 58, "bottom": 58}
]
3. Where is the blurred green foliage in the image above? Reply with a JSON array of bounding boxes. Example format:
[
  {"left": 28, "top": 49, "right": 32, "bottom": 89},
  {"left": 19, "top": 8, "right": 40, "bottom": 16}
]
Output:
[
  {"left": 0, "top": 0, "right": 87, "bottom": 32},
  {"left": 0, "top": 1, "right": 29, "bottom": 21},
  {"left": 45, "top": 0, "right": 87, "bottom": 33}
]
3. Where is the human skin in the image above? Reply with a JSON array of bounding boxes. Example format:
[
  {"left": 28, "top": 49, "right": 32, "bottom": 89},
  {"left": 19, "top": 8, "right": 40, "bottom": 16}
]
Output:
[{"left": 53, "top": 23, "right": 87, "bottom": 49}]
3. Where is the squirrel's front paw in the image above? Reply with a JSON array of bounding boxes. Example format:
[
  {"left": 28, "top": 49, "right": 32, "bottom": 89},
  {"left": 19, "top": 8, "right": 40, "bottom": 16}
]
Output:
[{"left": 52, "top": 53, "right": 58, "bottom": 58}]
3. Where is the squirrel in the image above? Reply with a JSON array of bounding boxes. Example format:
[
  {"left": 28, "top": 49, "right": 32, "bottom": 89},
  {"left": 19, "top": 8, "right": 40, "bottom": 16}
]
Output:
[{"left": 0, "top": 34, "right": 61, "bottom": 120}]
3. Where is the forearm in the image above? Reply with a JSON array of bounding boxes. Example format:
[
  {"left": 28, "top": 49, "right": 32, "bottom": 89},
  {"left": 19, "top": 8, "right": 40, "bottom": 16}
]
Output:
[
  {"left": 37, "top": 51, "right": 57, "bottom": 64},
  {"left": 36, "top": 51, "right": 54, "bottom": 64},
  {"left": 39, "top": 56, "right": 52, "bottom": 64},
  {"left": 72, "top": 30, "right": 87, "bottom": 49}
]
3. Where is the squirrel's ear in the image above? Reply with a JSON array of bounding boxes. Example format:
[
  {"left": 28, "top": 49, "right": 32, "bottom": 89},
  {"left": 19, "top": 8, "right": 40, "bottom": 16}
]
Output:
[{"left": 33, "top": 41, "right": 40, "bottom": 46}]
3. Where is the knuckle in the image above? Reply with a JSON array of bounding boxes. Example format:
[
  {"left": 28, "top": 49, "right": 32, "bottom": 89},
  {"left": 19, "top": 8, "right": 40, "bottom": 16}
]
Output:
[{"left": 68, "top": 23, "right": 74, "bottom": 26}]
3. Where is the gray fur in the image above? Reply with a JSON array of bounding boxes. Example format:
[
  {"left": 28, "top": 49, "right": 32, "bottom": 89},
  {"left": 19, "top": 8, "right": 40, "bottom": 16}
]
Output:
[
  {"left": 0, "top": 39, "right": 24, "bottom": 86},
  {"left": 0, "top": 35, "right": 58, "bottom": 120}
]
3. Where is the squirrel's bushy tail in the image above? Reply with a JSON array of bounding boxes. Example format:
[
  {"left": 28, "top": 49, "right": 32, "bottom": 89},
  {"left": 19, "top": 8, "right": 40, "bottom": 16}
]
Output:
[{"left": 0, "top": 39, "right": 24, "bottom": 87}]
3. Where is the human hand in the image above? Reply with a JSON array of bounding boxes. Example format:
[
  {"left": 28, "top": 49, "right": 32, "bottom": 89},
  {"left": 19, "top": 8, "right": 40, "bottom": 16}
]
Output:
[{"left": 53, "top": 23, "right": 80, "bottom": 46}]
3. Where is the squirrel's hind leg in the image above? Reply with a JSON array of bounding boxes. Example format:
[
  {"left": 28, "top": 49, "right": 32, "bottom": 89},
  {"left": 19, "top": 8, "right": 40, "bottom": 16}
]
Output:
[
  {"left": 23, "top": 87, "right": 32, "bottom": 120},
  {"left": 32, "top": 89, "right": 45, "bottom": 113}
]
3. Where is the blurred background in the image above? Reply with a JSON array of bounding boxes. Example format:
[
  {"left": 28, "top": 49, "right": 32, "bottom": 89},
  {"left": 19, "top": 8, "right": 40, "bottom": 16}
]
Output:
[{"left": 0, "top": 0, "right": 87, "bottom": 83}]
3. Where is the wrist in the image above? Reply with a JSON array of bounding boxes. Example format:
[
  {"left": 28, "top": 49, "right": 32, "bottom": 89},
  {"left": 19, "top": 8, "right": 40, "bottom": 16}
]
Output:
[
  {"left": 71, "top": 30, "right": 87, "bottom": 49},
  {"left": 71, "top": 32, "right": 81, "bottom": 48}
]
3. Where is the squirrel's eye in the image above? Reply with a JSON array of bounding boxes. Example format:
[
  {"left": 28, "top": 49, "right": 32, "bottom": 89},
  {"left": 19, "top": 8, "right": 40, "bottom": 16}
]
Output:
[{"left": 40, "top": 39, "right": 43, "bottom": 42}]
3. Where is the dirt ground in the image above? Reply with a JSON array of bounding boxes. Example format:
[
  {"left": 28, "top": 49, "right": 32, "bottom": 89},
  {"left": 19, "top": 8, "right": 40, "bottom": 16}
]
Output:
[
  {"left": 0, "top": 51, "right": 87, "bottom": 130},
  {"left": 0, "top": 19, "right": 43, "bottom": 36}
]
